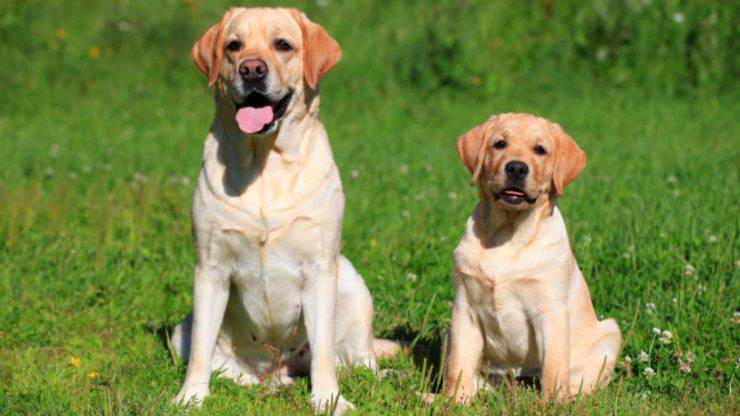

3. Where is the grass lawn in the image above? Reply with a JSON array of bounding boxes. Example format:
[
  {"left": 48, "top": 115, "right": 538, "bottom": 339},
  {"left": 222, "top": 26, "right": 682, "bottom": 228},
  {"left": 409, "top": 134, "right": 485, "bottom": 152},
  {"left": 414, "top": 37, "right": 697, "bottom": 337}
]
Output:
[{"left": 0, "top": 1, "right": 737, "bottom": 414}]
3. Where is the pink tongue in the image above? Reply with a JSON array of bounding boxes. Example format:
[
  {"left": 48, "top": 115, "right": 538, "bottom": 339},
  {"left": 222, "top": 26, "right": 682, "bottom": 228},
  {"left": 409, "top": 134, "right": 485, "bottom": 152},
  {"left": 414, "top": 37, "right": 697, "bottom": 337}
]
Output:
[
  {"left": 504, "top": 189, "right": 525, "bottom": 196},
  {"left": 236, "top": 106, "right": 274, "bottom": 134}
]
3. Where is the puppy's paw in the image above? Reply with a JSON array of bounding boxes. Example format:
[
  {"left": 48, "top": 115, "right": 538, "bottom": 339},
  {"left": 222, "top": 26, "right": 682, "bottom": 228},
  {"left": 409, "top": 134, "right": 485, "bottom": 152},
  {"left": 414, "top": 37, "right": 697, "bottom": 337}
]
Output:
[
  {"left": 172, "top": 384, "right": 209, "bottom": 407},
  {"left": 311, "top": 392, "right": 355, "bottom": 415}
]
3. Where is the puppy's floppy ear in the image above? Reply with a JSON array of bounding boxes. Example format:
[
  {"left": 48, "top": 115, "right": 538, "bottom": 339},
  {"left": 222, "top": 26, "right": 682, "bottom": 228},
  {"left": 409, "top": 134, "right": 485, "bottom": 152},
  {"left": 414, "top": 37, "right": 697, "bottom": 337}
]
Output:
[
  {"left": 548, "top": 122, "right": 586, "bottom": 197},
  {"left": 456, "top": 118, "right": 494, "bottom": 186},
  {"left": 192, "top": 10, "right": 233, "bottom": 86},
  {"left": 289, "top": 9, "right": 342, "bottom": 90}
]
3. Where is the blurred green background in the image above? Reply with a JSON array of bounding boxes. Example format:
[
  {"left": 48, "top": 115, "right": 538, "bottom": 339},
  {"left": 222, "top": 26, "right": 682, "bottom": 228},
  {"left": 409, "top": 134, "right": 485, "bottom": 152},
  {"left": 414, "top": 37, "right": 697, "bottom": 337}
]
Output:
[{"left": 0, "top": 1, "right": 737, "bottom": 414}]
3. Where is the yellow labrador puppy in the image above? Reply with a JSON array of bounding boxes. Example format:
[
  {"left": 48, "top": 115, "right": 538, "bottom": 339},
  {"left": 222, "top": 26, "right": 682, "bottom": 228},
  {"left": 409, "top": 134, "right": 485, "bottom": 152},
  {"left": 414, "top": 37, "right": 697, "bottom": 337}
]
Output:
[
  {"left": 445, "top": 113, "right": 621, "bottom": 402},
  {"left": 171, "top": 8, "right": 397, "bottom": 414}
]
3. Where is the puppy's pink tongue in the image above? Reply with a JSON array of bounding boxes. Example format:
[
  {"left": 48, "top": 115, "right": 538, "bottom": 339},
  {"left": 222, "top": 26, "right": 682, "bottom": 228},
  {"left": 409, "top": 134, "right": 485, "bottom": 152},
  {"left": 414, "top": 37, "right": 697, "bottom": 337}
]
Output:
[{"left": 236, "top": 106, "right": 274, "bottom": 134}]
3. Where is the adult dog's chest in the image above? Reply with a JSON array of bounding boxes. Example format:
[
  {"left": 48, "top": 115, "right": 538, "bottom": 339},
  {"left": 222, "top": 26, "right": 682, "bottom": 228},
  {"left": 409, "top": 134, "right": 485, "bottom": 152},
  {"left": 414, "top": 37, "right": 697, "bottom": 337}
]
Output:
[{"left": 195, "top": 161, "right": 337, "bottom": 346}]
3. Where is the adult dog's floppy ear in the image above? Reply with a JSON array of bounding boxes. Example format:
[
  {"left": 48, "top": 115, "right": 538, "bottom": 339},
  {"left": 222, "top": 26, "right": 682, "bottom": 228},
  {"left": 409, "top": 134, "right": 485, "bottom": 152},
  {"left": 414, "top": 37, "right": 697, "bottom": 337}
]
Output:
[
  {"left": 192, "top": 10, "right": 233, "bottom": 86},
  {"left": 289, "top": 9, "right": 342, "bottom": 90},
  {"left": 456, "top": 118, "right": 494, "bottom": 186},
  {"left": 548, "top": 122, "right": 586, "bottom": 197}
]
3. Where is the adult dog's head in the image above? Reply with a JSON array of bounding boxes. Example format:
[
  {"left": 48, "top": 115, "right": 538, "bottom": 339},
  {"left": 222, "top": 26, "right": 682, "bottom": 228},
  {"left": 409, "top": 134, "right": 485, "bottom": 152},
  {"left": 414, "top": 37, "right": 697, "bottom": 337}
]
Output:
[
  {"left": 192, "top": 8, "right": 341, "bottom": 135},
  {"left": 456, "top": 113, "right": 586, "bottom": 211}
]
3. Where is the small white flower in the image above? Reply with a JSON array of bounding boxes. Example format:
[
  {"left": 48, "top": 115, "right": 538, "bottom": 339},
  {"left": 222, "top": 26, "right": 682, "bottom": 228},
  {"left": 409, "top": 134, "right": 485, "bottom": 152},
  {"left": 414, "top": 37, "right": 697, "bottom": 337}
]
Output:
[
  {"left": 672, "top": 297, "right": 678, "bottom": 304},
  {"left": 651, "top": 326, "right": 660, "bottom": 335},
  {"left": 181, "top": 176, "right": 191, "bottom": 186},
  {"left": 697, "top": 284, "right": 707, "bottom": 293},
  {"left": 624, "top": 355, "right": 632, "bottom": 363},
  {"left": 43, "top": 168, "right": 55, "bottom": 178},
  {"left": 399, "top": 164, "right": 409, "bottom": 175},
  {"left": 659, "top": 330, "right": 673, "bottom": 344},
  {"left": 643, "top": 367, "right": 655, "bottom": 377},
  {"left": 596, "top": 47, "right": 609, "bottom": 62},
  {"left": 623, "top": 252, "right": 631, "bottom": 259},
  {"left": 672, "top": 12, "right": 685, "bottom": 24},
  {"left": 667, "top": 175, "right": 678, "bottom": 184},
  {"left": 447, "top": 192, "right": 458, "bottom": 201},
  {"left": 639, "top": 351, "right": 649, "bottom": 362},
  {"left": 684, "top": 263, "right": 695, "bottom": 277},
  {"left": 583, "top": 235, "right": 592, "bottom": 245},
  {"left": 733, "top": 311, "right": 740, "bottom": 324},
  {"left": 707, "top": 235, "right": 718, "bottom": 243},
  {"left": 406, "top": 273, "right": 417, "bottom": 282},
  {"left": 628, "top": 244, "right": 636, "bottom": 253},
  {"left": 685, "top": 351, "right": 696, "bottom": 363},
  {"left": 349, "top": 169, "right": 360, "bottom": 179},
  {"left": 402, "top": 210, "right": 410, "bottom": 218},
  {"left": 118, "top": 21, "right": 132, "bottom": 32},
  {"left": 678, "top": 359, "right": 691, "bottom": 373},
  {"left": 133, "top": 172, "right": 148, "bottom": 184},
  {"left": 735, "top": 260, "right": 740, "bottom": 269},
  {"left": 672, "top": 190, "right": 680, "bottom": 198},
  {"left": 315, "top": 0, "right": 329, "bottom": 8},
  {"left": 646, "top": 304, "right": 656, "bottom": 316}
]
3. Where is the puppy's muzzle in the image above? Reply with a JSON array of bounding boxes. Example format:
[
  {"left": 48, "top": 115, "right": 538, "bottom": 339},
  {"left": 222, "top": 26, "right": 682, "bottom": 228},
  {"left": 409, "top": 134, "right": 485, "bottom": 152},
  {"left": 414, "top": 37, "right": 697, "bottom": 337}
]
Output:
[{"left": 505, "top": 161, "right": 529, "bottom": 181}]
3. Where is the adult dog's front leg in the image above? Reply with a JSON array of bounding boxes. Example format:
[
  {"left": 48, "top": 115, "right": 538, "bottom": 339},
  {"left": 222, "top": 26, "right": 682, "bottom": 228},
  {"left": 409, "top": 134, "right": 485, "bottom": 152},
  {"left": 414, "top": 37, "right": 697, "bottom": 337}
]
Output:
[
  {"left": 173, "top": 264, "right": 230, "bottom": 406},
  {"left": 302, "top": 259, "right": 354, "bottom": 415},
  {"left": 535, "top": 305, "right": 571, "bottom": 402}
]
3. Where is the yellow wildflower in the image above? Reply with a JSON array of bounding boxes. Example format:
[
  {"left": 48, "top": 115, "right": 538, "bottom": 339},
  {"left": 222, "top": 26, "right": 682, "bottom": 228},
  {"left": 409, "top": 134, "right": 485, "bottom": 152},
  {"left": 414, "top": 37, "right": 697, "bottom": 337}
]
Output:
[
  {"left": 89, "top": 46, "right": 101, "bottom": 59},
  {"left": 55, "top": 29, "right": 67, "bottom": 40},
  {"left": 69, "top": 356, "right": 81, "bottom": 367}
]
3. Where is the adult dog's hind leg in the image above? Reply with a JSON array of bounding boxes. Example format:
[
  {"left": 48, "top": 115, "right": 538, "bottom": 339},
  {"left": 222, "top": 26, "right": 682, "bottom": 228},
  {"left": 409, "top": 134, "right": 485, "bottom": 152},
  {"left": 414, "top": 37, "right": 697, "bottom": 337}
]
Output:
[
  {"left": 334, "top": 256, "right": 378, "bottom": 370},
  {"left": 569, "top": 319, "right": 621, "bottom": 396}
]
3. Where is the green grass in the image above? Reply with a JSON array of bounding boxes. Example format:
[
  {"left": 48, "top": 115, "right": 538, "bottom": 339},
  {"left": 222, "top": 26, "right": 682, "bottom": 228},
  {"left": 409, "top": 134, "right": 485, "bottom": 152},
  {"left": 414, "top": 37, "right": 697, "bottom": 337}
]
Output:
[{"left": 0, "top": 0, "right": 738, "bottom": 414}]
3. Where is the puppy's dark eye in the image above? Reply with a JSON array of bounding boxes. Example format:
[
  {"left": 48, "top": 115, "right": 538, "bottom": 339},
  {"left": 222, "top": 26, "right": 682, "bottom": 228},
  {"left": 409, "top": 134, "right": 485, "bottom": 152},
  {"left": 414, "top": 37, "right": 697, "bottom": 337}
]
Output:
[
  {"left": 226, "top": 40, "right": 242, "bottom": 52},
  {"left": 533, "top": 145, "right": 547, "bottom": 155},
  {"left": 274, "top": 38, "right": 293, "bottom": 51},
  {"left": 493, "top": 140, "right": 507, "bottom": 149}
]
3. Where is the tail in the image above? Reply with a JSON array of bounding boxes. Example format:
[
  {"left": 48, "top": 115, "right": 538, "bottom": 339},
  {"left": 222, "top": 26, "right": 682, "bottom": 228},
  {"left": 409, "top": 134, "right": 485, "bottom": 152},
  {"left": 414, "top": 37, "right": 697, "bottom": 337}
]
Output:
[{"left": 373, "top": 338, "right": 409, "bottom": 360}]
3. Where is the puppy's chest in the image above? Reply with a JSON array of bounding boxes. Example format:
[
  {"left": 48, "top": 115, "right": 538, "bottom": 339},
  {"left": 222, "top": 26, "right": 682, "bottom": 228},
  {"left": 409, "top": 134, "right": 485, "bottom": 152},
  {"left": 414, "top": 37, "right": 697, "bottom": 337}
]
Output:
[{"left": 458, "top": 244, "right": 549, "bottom": 366}]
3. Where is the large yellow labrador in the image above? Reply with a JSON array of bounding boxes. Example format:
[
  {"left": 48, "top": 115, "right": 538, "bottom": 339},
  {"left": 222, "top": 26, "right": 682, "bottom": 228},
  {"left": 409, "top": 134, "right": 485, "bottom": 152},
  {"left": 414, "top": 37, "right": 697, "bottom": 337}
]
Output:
[
  {"left": 445, "top": 113, "right": 621, "bottom": 402},
  {"left": 171, "top": 8, "right": 397, "bottom": 414}
]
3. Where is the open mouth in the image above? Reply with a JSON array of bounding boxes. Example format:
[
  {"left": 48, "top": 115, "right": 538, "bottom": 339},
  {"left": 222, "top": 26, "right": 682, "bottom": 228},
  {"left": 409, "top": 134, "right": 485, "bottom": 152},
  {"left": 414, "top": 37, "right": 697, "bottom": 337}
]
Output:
[
  {"left": 234, "top": 90, "right": 293, "bottom": 134},
  {"left": 494, "top": 186, "right": 536, "bottom": 206}
]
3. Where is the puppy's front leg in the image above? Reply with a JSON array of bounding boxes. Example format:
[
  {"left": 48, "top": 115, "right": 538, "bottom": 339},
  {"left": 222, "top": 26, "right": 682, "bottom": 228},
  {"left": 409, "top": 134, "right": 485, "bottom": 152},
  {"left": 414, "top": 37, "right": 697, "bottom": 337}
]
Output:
[
  {"left": 173, "top": 265, "right": 230, "bottom": 406},
  {"left": 302, "top": 259, "right": 353, "bottom": 415},
  {"left": 535, "top": 305, "right": 571, "bottom": 402},
  {"left": 446, "top": 284, "right": 484, "bottom": 404}
]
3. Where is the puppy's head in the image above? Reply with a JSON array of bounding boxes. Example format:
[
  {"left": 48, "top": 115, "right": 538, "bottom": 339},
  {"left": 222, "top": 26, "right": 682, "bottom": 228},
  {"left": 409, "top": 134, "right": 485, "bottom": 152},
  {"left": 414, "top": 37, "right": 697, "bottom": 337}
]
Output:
[
  {"left": 456, "top": 113, "right": 586, "bottom": 211},
  {"left": 192, "top": 8, "right": 341, "bottom": 135}
]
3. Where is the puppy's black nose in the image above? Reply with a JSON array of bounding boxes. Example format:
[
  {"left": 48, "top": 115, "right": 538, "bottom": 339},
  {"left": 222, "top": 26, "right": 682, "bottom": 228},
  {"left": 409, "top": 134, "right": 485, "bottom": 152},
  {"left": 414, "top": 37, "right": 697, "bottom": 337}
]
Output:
[
  {"left": 505, "top": 161, "right": 529, "bottom": 180},
  {"left": 239, "top": 59, "right": 268, "bottom": 84}
]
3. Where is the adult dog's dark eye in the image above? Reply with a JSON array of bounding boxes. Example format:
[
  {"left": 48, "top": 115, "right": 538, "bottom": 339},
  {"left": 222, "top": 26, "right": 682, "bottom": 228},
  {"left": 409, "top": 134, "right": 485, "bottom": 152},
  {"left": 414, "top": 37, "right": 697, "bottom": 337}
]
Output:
[
  {"left": 226, "top": 40, "right": 242, "bottom": 52},
  {"left": 493, "top": 140, "right": 507, "bottom": 149},
  {"left": 274, "top": 38, "right": 293, "bottom": 51},
  {"left": 534, "top": 145, "right": 547, "bottom": 155}
]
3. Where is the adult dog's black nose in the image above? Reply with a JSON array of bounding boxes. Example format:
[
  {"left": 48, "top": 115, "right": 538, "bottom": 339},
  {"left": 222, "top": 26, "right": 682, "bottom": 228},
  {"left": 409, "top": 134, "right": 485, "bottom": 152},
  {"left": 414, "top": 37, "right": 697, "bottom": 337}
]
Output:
[
  {"left": 505, "top": 161, "right": 529, "bottom": 180},
  {"left": 239, "top": 59, "right": 268, "bottom": 84}
]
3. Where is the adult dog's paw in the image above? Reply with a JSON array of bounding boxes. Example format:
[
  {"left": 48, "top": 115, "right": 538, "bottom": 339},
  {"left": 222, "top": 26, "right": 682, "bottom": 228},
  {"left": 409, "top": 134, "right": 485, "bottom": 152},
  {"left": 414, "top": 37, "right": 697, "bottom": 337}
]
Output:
[
  {"left": 311, "top": 392, "right": 355, "bottom": 415},
  {"left": 172, "top": 384, "right": 209, "bottom": 408}
]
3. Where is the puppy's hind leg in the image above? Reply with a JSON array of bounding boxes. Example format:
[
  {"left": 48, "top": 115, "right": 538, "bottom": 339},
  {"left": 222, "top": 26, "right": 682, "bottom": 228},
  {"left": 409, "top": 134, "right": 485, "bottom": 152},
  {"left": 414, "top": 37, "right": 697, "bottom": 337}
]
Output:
[{"left": 569, "top": 318, "right": 621, "bottom": 396}]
